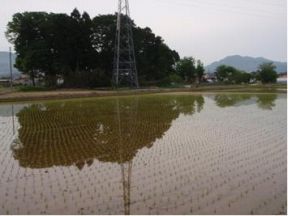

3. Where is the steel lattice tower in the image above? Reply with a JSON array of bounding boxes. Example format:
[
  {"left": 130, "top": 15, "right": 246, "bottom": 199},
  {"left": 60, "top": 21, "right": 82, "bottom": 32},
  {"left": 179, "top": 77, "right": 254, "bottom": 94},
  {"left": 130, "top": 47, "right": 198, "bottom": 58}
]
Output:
[{"left": 113, "top": 0, "right": 139, "bottom": 88}]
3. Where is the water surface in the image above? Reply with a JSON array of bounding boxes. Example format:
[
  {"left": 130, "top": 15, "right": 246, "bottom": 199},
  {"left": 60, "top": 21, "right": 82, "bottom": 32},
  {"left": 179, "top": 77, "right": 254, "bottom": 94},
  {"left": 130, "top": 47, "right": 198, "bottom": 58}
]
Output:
[{"left": 0, "top": 93, "right": 286, "bottom": 214}]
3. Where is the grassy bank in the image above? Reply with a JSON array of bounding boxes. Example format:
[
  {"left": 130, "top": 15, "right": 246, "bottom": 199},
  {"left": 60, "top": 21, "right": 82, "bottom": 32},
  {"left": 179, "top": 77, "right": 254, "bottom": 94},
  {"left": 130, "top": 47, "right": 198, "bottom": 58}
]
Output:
[{"left": 0, "top": 84, "right": 286, "bottom": 103}]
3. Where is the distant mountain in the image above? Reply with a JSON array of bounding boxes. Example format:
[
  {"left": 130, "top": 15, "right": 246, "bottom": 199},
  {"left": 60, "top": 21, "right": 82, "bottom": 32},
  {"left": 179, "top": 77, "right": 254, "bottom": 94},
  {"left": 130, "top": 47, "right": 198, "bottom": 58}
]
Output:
[
  {"left": 0, "top": 51, "right": 21, "bottom": 78},
  {"left": 206, "top": 55, "right": 287, "bottom": 73}
]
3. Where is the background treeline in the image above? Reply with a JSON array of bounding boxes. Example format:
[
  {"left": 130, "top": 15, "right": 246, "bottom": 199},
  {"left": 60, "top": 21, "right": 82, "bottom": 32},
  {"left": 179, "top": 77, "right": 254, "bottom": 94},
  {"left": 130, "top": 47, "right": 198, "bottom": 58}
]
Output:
[
  {"left": 215, "top": 62, "right": 278, "bottom": 84},
  {"left": 6, "top": 9, "right": 180, "bottom": 88},
  {"left": 7, "top": 9, "right": 276, "bottom": 88}
]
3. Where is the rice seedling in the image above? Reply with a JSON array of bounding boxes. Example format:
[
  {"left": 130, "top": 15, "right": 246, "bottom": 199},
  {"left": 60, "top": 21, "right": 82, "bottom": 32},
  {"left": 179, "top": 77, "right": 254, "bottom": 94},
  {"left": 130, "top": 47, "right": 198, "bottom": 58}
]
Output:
[{"left": 0, "top": 93, "right": 286, "bottom": 214}]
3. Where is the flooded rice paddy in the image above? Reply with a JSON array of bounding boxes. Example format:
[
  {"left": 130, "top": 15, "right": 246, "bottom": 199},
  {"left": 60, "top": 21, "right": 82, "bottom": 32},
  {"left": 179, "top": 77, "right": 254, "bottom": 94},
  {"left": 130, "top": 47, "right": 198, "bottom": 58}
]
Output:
[{"left": 0, "top": 93, "right": 286, "bottom": 215}]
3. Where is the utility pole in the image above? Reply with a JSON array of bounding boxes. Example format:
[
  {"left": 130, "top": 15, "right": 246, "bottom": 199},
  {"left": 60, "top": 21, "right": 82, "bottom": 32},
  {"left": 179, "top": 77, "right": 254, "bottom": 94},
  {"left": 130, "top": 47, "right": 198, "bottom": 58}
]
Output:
[
  {"left": 9, "top": 47, "right": 13, "bottom": 89},
  {"left": 113, "top": 0, "right": 139, "bottom": 88}
]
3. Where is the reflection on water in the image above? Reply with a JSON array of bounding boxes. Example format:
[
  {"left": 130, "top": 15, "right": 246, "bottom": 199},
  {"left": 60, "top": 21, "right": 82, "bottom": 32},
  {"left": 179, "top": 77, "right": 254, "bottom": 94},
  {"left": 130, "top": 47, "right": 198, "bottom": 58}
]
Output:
[
  {"left": 12, "top": 95, "right": 204, "bottom": 169},
  {"left": 11, "top": 104, "right": 15, "bottom": 135},
  {"left": 256, "top": 94, "right": 278, "bottom": 110},
  {"left": 0, "top": 93, "right": 286, "bottom": 215},
  {"left": 10, "top": 95, "right": 204, "bottom": 215},
  {"left": 214, "top": 94, "right": 278, "bottom": 110}
]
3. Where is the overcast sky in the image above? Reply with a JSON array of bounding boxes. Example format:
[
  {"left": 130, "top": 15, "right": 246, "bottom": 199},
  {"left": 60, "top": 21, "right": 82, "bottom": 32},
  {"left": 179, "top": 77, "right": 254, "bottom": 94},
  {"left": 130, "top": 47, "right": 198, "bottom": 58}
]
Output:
[{"left": 0, "top": 0, "right": 286, "bottom": 64}]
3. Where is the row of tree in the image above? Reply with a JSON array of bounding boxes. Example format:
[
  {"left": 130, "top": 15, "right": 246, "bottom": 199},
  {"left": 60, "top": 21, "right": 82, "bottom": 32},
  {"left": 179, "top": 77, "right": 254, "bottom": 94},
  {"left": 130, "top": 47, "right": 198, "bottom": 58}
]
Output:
[
  {"left": 175, "top": 57, "right": 205, "bottom": 84},
  {"left": 215, "top": 62, "right": 278, "bottom": 84},
  {"left": 6, "top": 9, "right": 180, "bottom": 87},
  {"left": 6, "top": 9, "right": 278, "bottom": 88}
]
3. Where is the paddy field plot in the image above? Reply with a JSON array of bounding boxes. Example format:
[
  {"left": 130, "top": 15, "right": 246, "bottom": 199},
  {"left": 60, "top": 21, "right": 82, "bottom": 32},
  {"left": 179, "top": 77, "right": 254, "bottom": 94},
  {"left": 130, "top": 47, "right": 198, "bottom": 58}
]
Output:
[{"left": 0, "top": 93, "right": 286, "bottom": 214}]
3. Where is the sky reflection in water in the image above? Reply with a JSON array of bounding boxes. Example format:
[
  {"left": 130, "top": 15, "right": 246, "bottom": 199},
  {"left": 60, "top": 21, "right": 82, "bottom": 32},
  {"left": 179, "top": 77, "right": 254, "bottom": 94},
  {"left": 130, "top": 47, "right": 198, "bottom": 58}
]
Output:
[{"left": 0, "top": 93, "right": 286, "bottom": 215}]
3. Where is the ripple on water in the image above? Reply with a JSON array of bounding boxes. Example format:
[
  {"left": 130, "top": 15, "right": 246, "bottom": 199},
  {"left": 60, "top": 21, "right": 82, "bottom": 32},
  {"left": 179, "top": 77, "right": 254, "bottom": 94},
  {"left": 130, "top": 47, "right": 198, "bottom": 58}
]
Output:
[{"left": 0, "top": 93, "right": 286, "bottom": 214}]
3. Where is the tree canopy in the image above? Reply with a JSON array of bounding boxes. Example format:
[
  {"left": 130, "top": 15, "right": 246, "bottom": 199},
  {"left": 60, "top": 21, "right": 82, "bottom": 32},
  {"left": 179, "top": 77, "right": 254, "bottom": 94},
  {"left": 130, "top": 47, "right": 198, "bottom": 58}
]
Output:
[
  {"left": 257, "top": 62, "right": 278, "bottom": 84},
  {"left": 6, "top": 9, "right": 180, "bottom": 87},
  {"left": 175, "top": 57, "right": 204, "bottom": 84},
  {"left": 215, "top": 65, "right": 252, "bottom": 84}
]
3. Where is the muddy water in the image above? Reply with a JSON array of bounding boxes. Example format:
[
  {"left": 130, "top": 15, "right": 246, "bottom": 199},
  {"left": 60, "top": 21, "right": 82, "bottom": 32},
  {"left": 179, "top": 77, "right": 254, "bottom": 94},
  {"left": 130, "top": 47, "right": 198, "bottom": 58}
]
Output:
[{"left": 0, "top": 93, "right": 286, "bottom": 215}]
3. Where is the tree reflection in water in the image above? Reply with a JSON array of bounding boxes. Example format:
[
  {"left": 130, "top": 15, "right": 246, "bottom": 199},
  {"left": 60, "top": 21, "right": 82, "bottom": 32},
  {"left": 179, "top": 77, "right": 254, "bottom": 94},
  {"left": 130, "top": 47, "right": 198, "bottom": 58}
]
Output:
[
  {"left": 11, "top": 95, "right": 204, "bottom": 215},
  {"left": 12, "top": 95, "right": 204, "bottom": 168},
  {"left": 256, "top": 94, "right": 278, "bottom": 110},
  {"left": 214, "top": 94, "right": 278, "bottom": 110}
]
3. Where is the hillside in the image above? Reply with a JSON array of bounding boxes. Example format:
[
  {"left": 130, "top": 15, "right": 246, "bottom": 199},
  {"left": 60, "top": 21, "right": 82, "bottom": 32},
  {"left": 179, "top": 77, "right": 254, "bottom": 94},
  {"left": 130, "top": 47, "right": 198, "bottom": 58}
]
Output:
[
  {"left": 0, "top": 51, "right": 20, "bottom": 77},
  {"left": 206, "top": 55, "right": 287, "bottom": 73}
]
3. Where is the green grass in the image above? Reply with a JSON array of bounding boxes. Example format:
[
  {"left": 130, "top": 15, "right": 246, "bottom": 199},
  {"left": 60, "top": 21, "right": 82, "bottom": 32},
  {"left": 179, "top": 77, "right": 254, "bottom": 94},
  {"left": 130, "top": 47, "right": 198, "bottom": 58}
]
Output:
[
  {"left": 158, "top": 83, "right": 185, "bottom": 88},
  {"left": 0, "top": 86, "right": 15, "bottom": 93},
  {"left": 17, "top": 86, "right": 53, "bottom": 92}
]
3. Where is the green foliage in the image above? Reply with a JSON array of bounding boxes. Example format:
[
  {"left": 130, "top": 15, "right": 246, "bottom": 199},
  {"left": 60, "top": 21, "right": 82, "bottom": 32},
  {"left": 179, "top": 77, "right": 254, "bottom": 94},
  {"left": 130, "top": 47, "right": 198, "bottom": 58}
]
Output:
[
  {"left": 215, "top": 65, "right": 252, "bottom": 84},
  {"left": 196, "top": 60, "right": 205, "bottom": 83},
  {"left": 175, "top": 57, "right": 196, "bottom": 82},
  {"left": 158, "top": 73, "right": 184, "bottom": 88},
  {"left": 169, "top": 73, "right": 183, "bottom": 84},
  {"left": 225, "top": 62, "right": 278, "bottom": 84},
  {"left": 134, "top": 27, "right": 180, "bottom": 82},
  {"left": 6, "top": 10, "right": 180, "bottom": 88},
  {"left": 215, "top": 65, "right": 237, "bottom": 83},
  {"left": 175, "top": 57, "right": 195, "bottom": 82},
  {"left": 17, "top": 86, "right": 51, "bottom": 92},
  {"left": 257, "top": 62, "right": 278, "bottom": 84},
  {"left": 239, "top": 72, "right": 252, "bottom": 84},
  {"left": 231, "top": 70, "right": 252, "bottom": 84},
  {"left": 214, "top": 94, "right": 278, "bottom": 110},
  {"left": 174, "top": 57, "right": 205, "bottom": 84}
]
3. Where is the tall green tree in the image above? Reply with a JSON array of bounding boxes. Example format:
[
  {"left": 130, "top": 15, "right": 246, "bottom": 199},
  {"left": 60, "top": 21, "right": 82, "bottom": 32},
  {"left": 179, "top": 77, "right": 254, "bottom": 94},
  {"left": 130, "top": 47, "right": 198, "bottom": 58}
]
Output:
[
  {"left": 215, "top": 65, "right": 251, "bottom": 84},
  {"left": 233, "top": 71, "right": 251, "bottom": 84},
  {"left": 134, "top": 27, "right": 179, "bottom": 83},
  {"left": 257, "top": 62, "right": 278, "bottom": 84},
  {"left": 6, "top": 12, "right": 51, "bottom": 86},
  {"left": 6, "top": 10, "right": 180, "bottom": 88},
  {"left": 195, "top": 60, "right": 205, "bottom": 84},
  {"left": 175, "top": 57, "right": 196, "bottom": 83},
  {"left": 215, "top": 65, "right": 237, "bottom": 83},
  {"left": 91, "top": 14, "right": 117, "bottom": 86},
  {"left": 175, "top": 57, "right": 205, "bottom": 84},
  {"left": 91, "top": 15, "right": 180, "bottom": 86}
]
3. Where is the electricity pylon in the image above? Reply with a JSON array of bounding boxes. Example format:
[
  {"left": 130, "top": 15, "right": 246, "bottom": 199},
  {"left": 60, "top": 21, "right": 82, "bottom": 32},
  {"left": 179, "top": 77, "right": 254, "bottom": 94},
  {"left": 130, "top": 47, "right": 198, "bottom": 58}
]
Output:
[
  {"left": 113, "top": 0, "right": 139, "bottom": 88},
  {"left": 116, "top": 98, "right": 133, "bottom": 215}
]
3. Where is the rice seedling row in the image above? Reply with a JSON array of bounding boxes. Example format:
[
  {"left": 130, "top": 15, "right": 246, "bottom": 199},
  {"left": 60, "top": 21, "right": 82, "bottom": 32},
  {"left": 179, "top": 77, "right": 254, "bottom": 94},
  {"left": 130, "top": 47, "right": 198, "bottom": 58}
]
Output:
[{"left": 0, "top": 94, "right": 286, "bottom": 214}]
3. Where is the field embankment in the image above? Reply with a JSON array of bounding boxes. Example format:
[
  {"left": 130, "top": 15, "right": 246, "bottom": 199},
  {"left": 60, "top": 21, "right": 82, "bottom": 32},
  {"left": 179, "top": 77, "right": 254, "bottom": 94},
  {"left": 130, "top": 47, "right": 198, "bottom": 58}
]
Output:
[{"left": 0, "top": 84, "right": 286, "bottom": 103}]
